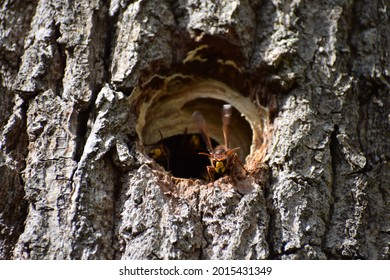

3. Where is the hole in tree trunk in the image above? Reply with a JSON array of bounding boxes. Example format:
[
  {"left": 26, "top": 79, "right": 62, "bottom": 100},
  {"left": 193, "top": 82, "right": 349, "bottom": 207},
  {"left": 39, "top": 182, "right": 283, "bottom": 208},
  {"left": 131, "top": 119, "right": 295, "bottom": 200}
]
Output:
[{"left": 130, "top": 77, "right": 269, "bottom": 180}]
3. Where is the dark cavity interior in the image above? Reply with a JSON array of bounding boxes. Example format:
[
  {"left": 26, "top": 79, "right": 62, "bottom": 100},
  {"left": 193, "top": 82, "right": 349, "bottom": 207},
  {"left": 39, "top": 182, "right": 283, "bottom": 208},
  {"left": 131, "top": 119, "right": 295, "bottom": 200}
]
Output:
[{"left": 149, "top": 133, "right": 219, "bottom": 179}]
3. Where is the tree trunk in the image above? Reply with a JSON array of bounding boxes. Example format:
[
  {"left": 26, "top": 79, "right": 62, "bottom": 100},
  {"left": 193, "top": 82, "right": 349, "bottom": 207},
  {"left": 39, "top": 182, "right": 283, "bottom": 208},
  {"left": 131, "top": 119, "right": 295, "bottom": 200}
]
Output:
[{"left": 1, "top": 0, "right": 389, "bottom": 260}]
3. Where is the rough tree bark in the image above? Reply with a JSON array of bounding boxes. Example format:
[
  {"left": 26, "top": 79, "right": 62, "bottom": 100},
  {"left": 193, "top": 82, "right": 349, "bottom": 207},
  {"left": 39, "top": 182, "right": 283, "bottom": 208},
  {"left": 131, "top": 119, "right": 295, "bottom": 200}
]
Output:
[{"left": 0, "top": 0, "right": 389, "bottom": 260}]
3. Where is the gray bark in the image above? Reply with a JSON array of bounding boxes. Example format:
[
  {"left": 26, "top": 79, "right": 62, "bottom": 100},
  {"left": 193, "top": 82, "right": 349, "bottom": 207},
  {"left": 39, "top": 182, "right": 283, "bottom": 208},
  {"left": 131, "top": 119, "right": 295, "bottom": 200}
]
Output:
[{"left": 0, "top": 0, "right": 389, "bottom": 259}]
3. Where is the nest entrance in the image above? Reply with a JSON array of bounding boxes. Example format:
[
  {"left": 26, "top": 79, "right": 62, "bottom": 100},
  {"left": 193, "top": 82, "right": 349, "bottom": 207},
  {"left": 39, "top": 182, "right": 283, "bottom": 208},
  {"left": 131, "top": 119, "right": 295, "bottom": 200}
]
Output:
[{"left": 130, "top": 77, "right": 268, "bottom": 179}]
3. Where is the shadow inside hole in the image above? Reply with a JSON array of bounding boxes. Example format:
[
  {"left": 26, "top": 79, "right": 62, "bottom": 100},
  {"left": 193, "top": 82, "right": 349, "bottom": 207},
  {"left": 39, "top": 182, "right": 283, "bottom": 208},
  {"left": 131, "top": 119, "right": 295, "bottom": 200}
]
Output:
[{"left": 152, "top": 133, "right": 218, "bottom": 179}]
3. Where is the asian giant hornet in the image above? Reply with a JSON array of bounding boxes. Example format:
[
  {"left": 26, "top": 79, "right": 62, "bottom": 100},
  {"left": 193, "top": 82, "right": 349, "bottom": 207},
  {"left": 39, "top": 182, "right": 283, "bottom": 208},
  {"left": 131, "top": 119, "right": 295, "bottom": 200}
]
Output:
[
  {"left": 147, "top": 129, "right": 207, "bottom": 178},
  {"left": 192, "top": 104, "right": 246, "bottom": 181},
  {"left": 148, "top": 130, "right": 171, "bottom": 170}
]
